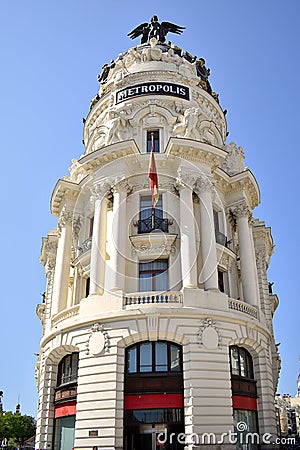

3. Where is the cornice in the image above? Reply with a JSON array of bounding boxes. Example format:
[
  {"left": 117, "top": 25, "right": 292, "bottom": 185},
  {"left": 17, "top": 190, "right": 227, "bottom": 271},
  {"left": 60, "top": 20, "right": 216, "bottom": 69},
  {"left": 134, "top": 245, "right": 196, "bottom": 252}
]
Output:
[
  {"left": 213, "top": 167, "right": 260, "bottom": 209},
  {"left": 50, "top": 179, "right": 80, "bottom": 217},
  {"left": 165, "top": 137, "right": 226, "bottom": 170},
  {"left": 79, "top": 139, "right": 139, "bottom": 172}
]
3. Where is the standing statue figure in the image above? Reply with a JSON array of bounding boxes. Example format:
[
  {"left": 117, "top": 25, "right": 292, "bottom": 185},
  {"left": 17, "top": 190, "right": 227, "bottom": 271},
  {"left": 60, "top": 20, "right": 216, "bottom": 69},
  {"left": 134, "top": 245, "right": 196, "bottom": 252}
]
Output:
[
  {"left": 128, "top": 15, "right": 185, "bottom": 44},
  {"left": 196, "top": 58, "right": 212, "bottom": 95}
]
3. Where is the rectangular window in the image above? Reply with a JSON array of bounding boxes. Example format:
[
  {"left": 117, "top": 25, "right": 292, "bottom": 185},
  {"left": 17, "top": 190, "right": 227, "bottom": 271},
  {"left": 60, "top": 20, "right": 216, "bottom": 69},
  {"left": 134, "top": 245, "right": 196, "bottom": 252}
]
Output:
[
  {"left": 127, "top": 346, "right": 137, "bottom": 373},
  {"left": 147, "top": 129, "right": 159, "bottom": 153},
  {"left": 89, "top": 217, "right": 94, "bottom": 237},
  {"left": 139, "top": 260, "right": 169, "bottom": 292},
  {"left": 140, "top": 343, "right": 153, "bottom": 372},
  {"left": 155, "top": 342, "right": 168, "bottom": 372},
  {"left": 53, "top": 416, "right": 76, "bottom": 450},
  {"left": 139, "top": 195, "right": 168, "bottom": 233},
  {"left": 230, "top": 346, "right": 240, "bottom": 376},
  {"left": 170, "top": 345, "right": 181, "bottom": 372},
  {"left": 218, "top": 269, "right": 225, "bottom": 293},
  {"left": 85, "top": 277, "right": 90, "bottom": 298},
  {"left": 214, "top": 209, "right": 227, "bottom": 246},
  {"left": 233, "top": 409, "right": 259, "bottom": 449}
]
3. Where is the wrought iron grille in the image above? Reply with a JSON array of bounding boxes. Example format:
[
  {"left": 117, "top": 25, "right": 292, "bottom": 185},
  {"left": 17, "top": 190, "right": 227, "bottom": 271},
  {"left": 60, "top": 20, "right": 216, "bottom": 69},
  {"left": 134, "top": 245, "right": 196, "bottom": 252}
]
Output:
[{"left": 137, "top": 214, "right": 169, "bottom": 234}]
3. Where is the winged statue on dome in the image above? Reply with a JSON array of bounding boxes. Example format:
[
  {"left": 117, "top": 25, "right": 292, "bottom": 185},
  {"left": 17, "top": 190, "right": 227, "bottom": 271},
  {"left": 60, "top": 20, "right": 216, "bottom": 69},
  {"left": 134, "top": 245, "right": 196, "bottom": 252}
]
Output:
[{"left": 128, "top": 15, "right": 185, "bottom": 44}]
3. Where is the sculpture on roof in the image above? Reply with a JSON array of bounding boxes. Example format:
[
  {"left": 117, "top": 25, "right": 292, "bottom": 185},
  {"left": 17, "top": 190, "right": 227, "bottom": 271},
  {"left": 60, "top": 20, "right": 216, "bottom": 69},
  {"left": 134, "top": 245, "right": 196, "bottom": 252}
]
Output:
[{"left": 128, "top": 15, "right": 185, "bottom": 44}]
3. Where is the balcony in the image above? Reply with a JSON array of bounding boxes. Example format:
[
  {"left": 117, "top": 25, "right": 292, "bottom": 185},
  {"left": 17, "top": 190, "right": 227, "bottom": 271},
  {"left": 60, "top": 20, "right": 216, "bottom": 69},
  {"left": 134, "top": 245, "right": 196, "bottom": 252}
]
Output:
[
  {"left": 124, "top": 291, "right": 183, "bottom": 306},
  {"left": 136, "top": 215, "right": 170, "bottom": 234},
  {"left": 78, "top": 237, "right": 92, "bottom": 255},
  {"left": 215, "top": 230, "right": 231, "bottom": 248}
]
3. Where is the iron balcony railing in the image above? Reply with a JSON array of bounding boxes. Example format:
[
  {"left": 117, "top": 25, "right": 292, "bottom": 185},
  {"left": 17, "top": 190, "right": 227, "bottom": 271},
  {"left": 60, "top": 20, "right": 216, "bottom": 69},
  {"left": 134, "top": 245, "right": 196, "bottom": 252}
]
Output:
[
  {"left": 215, "top": 230, "right": 229, "bottom": 247},
  {"left": 136, "top": 215, "right": 169, "bottom": 234}
]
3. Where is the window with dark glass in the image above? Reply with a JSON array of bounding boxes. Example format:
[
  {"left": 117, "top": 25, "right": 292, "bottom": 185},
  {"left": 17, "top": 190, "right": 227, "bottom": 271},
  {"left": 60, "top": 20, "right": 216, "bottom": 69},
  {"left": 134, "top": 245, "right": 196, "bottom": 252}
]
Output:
[
  {"left": 233, "top": 409, "right": 259, "bottom": 450},
  {"left": 126, "top": 341, "right": 182, "bottom": 374},
  {"left": 147, "top": 129, "right": 159, "bottom": 153},
  {"left": 89, "top": 216, "right": 94, "bottom": 237},
  {"left": 85, "top": 277, "right": 90, "bottom": 297},
  {"left": 214, "top": 209, "right": 227, "bottom": 246},
  {"left": 230, "top": 346, "right": 254, "bottom": 379},
  {"left": 57, "top": 353, "right": 79, "bottom": 387},
  {"left": 218, "top": 269, "right": 225, "bottom": 293},
  {"left": 138, "top": 195, "right": 168, "bottom": 233},
  {"left": 125, "top": 408, "right": 183, "bottom": 424},
  {"left": 139, "top": 260, "right": 168, "bottom": 292}
]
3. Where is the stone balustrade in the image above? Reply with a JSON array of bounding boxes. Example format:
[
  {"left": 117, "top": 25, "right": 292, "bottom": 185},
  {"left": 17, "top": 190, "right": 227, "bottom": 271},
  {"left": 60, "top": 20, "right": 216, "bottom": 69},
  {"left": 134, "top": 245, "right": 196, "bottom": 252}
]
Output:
[
  {"left": 124, "top": 291, "right": 183, "bottom": 306},
  {"left": 228, "top": 298, "right": 258, "bottom": 319}
]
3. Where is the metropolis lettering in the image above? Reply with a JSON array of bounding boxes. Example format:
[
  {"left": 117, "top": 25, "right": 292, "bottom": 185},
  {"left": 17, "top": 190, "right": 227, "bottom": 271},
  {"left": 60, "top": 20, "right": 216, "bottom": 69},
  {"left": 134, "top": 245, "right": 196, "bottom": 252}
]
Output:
[{"left": 116, "top": 82, "right": 190, "bottom": 103}]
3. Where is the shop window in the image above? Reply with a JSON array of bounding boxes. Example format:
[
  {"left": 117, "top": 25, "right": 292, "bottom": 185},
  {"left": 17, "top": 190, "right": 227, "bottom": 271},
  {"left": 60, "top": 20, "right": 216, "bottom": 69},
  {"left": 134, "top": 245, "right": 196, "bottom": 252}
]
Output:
[
  {"left": 233, "top": 409, "right": 259, "bottom": 450},
  {"left": 139, "top": 260, "right": 168, "bottom": 292},
  {"left": 56, "top": 353, "right": 79, "bottom": 388},
  {"left": 126, "top": 341, "right": 182, "bottom": 374},
  {"left": 147, "top": 129, "right": 159, "bottom": 153},
  {"left": 53, "top": 415, "right": 76, "bottom": 450}
]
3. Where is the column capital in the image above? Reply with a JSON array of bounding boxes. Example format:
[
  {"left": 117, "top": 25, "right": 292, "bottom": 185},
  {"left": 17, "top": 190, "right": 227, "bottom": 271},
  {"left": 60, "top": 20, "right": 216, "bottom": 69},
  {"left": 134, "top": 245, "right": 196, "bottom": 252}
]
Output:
[
  {"left": 90, "top": 182, "right": 111, "bottom": 201},
  {"left": 112, "top": 179, "right": 132, "bottom": 195},
  {"left": 176, "top": 167, "right": 198, "bottom": 190},
  {"left": 58, "top": 208, "right": 73, "bottom": 232},
  {"left": 228, "top": 201, "right": 252, "bottom": 221},
  {"left": 194, "top": 175, "right": 214, "bottom": 194}
]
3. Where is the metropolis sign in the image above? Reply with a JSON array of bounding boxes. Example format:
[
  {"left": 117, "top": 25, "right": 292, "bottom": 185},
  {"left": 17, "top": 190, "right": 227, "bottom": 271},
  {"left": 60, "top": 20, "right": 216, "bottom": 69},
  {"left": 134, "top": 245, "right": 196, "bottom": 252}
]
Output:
[{"left": 116, "top": 82, "right": 189, "bottom": 104}]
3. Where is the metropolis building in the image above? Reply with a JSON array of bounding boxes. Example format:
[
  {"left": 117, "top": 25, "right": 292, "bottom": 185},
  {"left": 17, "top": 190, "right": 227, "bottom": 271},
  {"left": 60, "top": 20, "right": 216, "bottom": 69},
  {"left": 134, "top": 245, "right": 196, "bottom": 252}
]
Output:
[{"left": 35, "top": 20, "right": 281, "bottom": 450}]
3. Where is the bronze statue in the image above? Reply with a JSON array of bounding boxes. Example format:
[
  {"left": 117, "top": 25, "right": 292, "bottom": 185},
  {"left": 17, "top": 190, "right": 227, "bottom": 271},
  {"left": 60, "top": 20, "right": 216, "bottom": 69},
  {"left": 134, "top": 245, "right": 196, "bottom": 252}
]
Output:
[{"left": 128, "top": 15, "right": 185, "bottom": 44}]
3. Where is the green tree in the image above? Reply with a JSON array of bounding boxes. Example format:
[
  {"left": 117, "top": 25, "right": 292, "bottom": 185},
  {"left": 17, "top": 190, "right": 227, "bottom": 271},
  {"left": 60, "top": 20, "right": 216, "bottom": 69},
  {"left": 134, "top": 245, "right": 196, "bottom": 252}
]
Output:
[{"left": 0, "top": 411, "right": 36, "bottom": 447}]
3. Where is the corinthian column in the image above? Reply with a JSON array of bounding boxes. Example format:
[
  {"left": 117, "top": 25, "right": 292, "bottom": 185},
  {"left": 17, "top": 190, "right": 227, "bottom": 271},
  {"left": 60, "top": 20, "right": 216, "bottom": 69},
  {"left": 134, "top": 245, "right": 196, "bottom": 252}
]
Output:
[
  {"left": 177, "top": 170, "right": 198, "bottom": 288},
  {"left": 195, "top": 176, "right": 219, "bottom": 291},
  {"left": 89, "top": 183, "right": 110, "bottom": 295},
  {"left": 230, "top": 201, "right": 259, "bottom": 307},
  {"left": 110, "top": 180, "right": 130, "bottom": 291},
  {"left": 52, "top": 208, "right": 74, "bottom": 315}
]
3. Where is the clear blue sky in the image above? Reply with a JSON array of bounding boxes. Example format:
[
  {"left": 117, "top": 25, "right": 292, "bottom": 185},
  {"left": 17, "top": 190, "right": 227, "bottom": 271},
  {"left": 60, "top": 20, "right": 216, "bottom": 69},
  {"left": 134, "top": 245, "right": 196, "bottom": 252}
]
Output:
[{"left": 0, "top": 1, "right": 299, "bottom": 417}]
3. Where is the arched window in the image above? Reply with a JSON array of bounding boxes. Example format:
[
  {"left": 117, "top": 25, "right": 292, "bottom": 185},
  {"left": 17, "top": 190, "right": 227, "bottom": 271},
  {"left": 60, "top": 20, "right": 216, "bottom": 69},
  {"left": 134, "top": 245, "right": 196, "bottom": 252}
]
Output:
[
  {"left": 126, "top": 341, "right": 181, "bottom": 374},
  {"left": 56, "top": 352, "right": 79, "bottom": 387},
  {"left": 230, "top": 346, "right": 254, "bottom": 379}
]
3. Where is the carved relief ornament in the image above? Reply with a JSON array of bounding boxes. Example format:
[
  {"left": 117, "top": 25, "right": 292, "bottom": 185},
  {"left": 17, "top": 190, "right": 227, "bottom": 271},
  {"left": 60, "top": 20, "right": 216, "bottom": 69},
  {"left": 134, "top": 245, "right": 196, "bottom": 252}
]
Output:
[
  {"left": 228, "top": 201, "right": 252, "bottom": 221},
  {"left": 86, "top": 323, "right": 110, "bottom": 356},
  {"left": 198, "top": 317, "right": 221, "bottom": 349}
]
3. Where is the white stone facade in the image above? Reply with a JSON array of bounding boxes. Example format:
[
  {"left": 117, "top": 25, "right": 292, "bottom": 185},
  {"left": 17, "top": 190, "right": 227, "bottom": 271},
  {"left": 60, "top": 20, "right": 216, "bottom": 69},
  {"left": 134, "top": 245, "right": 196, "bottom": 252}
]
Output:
[{"left": 36, "top": 39, "right": 280, "bottom": 450}]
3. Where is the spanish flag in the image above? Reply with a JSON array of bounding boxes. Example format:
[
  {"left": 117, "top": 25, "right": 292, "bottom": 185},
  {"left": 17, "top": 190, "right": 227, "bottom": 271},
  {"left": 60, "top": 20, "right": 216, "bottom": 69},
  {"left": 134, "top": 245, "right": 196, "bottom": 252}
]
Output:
[{"left": 148, "top": 133, "right": 159, "bottom": 209}]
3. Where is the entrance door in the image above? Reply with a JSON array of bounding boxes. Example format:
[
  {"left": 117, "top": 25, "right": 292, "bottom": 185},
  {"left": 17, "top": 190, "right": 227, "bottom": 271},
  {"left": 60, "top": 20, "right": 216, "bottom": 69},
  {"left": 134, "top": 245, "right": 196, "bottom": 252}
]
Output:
[
  {"left": 124, "top": 423, "right": 184, "bottom": 450},
  {"left": 140, "top": 424, "right": 167, "bottom": 450}
]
